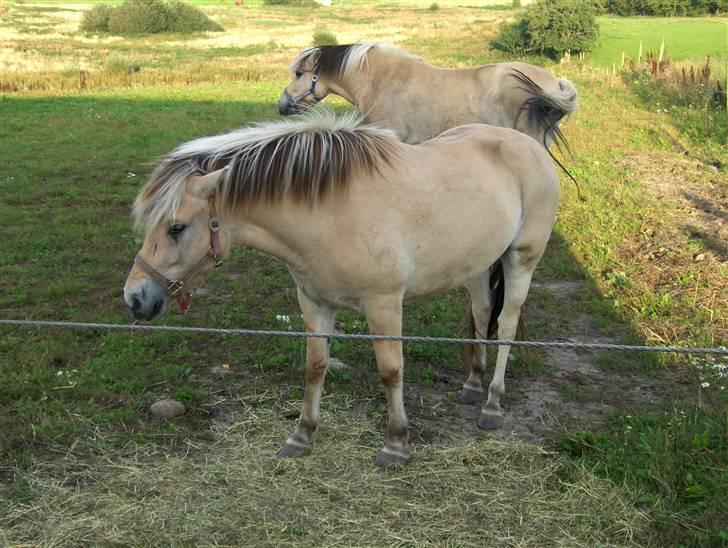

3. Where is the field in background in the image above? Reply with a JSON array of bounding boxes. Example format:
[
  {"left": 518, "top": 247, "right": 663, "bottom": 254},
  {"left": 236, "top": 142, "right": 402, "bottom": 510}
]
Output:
[
  {"left": 591, "top": 16, "right": 727, "bottom": 67},
  {"left": 1, "top": 1, "right": 726, "bottom": 545}
]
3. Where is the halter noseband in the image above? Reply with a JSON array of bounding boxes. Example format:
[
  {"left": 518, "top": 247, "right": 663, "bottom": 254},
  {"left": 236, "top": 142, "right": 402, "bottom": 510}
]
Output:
[
  {"left": 134, "top": 196, "right": 224, "bottom": 314},
  {"left": 284, "top": 71, "right": 321, "bottom": 111}
]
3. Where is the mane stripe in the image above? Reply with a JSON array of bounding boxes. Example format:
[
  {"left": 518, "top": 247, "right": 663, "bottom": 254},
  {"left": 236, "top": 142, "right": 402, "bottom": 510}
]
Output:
[{"left": 134, "top": 113, "right": 399, "bottom": 231}]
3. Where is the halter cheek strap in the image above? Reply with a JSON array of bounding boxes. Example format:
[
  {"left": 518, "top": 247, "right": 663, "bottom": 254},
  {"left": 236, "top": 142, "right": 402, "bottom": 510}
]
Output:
[
  {"left": 284, "top": 73, "right": 322, "bottom": 107},
  {"left": 134, "top": 197, "right": 224, "bottom": 314}
]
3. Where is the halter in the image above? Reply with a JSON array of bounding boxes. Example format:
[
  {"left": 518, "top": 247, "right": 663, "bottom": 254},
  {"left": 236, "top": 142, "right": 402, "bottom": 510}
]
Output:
[
  {"left": 134, "top": 197, "right": 224, "bottom": 314},
  {"left": 283, "top": 71, "right": 321, "bottom": 111}
]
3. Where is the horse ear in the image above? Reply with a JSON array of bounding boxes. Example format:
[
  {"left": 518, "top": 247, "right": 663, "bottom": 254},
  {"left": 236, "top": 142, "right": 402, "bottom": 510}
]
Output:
[
  {"left": 187, "top": 167, "right": 228, "bottom": 200},
  {"left": 308, "top": 48, "right": 321, "bottom": 66}
]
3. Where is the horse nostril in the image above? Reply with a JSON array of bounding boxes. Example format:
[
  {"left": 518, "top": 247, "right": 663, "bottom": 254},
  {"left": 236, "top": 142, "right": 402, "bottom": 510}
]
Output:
[
  {"left": 151, "top": 299, "right": 163, "bottom": 318},
  {"left": 131, "top": 295, "right": 142, "bottom": 312}
]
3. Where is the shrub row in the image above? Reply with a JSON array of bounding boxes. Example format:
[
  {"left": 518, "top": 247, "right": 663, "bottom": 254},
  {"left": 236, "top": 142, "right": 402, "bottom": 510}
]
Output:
[
  {"left": 603, "top": 0, "right": 727, "bottom": 16},
  {"left": 80, "top": 0, "right": 223, "bottom": 35}
]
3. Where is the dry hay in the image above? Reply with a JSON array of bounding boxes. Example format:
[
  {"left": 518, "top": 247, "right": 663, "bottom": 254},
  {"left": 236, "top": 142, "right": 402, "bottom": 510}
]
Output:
[{"left": 1, "top": 393, "right": 648, "bottom": 546}]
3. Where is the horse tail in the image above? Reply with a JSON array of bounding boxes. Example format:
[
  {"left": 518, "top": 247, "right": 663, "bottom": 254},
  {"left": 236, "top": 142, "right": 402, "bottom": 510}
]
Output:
[
  {"left": 487, "top": 260, "right": 505, "bottom": 338},
  {"left": 511, "top": 68, "right": 577, "bottom": 151},
  {"left": 511, "top": 69, "right": 582, "bottom": 199}
]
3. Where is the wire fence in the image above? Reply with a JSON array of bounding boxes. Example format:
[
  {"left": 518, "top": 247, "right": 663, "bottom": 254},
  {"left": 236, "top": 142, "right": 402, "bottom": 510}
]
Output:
[{"left": 1, "top": 319, "right": 726, "bottom": 355}]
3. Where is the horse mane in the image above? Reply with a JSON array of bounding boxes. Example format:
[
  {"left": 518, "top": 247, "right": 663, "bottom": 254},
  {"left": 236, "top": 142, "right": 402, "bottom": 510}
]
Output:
[
  {"left": 134, "top": 111, "right": 399, "bottom": 231},
  {"left": 288, "top": 42, "right": 418, "bottom": 81}
]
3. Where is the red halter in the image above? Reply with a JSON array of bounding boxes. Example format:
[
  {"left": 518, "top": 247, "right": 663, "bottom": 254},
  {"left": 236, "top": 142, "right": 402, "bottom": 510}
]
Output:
[{"left": 134, "top": 197, "right": 224, "bottom": 314}]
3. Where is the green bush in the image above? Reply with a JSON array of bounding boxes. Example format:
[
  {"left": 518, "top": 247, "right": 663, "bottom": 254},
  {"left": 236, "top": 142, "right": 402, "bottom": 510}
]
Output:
[
  {"left": 312, "top": 28, "right": 338, "bottom": 46},
  {"left": 492, "top": 18, "right": 528, "bottom": 54},
  {"left": 493, "top": 0, "right": 599, "bottom": 59},
  {"left": 80, "top": 4, "right": 113, "bottom": 33},
  {"left": 83, "top": 0, "right": 223, "bottom": 35},
  {"left": 429, "top": 2, "right": 440, "bottom": 11},
  {"left": 108, "top": 0, "right": 171, "bottom": 35},
  {"left": 167, "top": 1, "right": 223, "bottom": 32}
]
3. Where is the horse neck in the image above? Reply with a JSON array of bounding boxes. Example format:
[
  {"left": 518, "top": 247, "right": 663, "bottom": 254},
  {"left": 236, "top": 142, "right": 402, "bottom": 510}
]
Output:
[
  {"left": 327, "top": 49, "right": 423, "bottom": 116},
  {"left": 224, "top": 200, "right": 313, "bottom": 272}
]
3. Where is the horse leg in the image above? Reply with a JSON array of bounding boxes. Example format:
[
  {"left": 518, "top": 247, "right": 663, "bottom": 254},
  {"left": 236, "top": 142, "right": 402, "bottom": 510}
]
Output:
[
  {"left": 459, "top": 274, "right": 492, "bottom": 405},
  {"left": 479, "top": 248, "right": 537, "bottom": 430},
  {"left": 364, "top": 294, "right": 409, "bottom": 468},
  {"left": 278, "top": 287, "right": 335, "bottom": 458}
]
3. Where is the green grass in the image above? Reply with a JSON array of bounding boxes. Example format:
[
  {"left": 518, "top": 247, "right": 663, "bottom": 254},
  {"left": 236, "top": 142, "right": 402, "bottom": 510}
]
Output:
[
  {"left": 562, "top": 396, "right": 728, "bottom": 545},
  {"left": 591, "top": 16, "right": 728, "bottom": 67}
]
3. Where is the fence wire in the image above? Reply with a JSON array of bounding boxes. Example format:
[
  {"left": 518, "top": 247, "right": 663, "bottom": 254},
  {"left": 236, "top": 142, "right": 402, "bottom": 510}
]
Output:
[{"left": 1, "top": 319, "right": 725, "bottom": 355}]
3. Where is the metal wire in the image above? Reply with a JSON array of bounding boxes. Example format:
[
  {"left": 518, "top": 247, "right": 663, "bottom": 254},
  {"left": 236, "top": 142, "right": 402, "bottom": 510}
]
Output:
[{"left": 0, "top": 319, "right": 725, "bottom": 355}]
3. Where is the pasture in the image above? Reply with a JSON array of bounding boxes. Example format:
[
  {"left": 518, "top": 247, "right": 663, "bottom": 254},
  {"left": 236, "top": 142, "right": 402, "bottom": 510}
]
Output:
[
  {"left": 1, "top": 1, "right": 726, "bottom": 545},
  {"left": 590, "top": 16, "right": 728, "bottom": 67}
]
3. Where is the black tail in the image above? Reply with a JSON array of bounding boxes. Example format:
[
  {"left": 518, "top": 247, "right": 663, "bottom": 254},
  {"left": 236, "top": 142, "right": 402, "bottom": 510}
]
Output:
[
  {"left": 487, "top": 260, "right": 505, "bottom": 338},
  {"left": 510, "top": 69, "right": 583, "bottom": 200}
]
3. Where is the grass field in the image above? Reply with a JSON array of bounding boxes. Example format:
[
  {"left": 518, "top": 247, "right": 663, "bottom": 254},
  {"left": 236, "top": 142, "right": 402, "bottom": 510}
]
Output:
[
  {"left": 1, "top": 1, "right": 726, "bottom": 545},
  {"left": 591, "top": 16, "right": 728, "bottom": 67}
]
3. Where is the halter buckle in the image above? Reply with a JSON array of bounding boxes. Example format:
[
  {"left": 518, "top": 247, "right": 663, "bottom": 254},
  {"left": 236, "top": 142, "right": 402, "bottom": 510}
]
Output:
[
  {"left": 167, "top": 280, "right": 185, "bottom": 296},
  {"left": 209, "top": 218, "right": 221, "bottom": 232}
]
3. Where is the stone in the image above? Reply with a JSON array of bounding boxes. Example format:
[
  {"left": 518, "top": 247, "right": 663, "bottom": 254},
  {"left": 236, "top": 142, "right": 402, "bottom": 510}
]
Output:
[{"left": 150, "top": 399, "right": 186, "bottom": 419}]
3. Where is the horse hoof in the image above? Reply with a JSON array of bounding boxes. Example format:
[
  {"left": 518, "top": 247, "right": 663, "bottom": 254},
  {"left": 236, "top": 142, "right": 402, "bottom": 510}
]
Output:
[
  {"left": 478, "top": 412, "right": 505, "bottom": 430},
  {"left": 277, "top": 442, "right": 312, "bottom": 458},
  {"left": 459, "top": 387, "right": 484, "bottom": 405},
  {"left": 375, "top": 449, "right": 409, "bottom": 469}
]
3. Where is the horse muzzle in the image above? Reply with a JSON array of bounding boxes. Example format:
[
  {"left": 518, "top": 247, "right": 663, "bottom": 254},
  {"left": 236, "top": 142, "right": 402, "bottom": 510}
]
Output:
[
  {"left": 278, "top": 95, "right": 301, "bottom": 116},
  {"left": 124, "top": 281, "right": 167, "bottom": 321}
]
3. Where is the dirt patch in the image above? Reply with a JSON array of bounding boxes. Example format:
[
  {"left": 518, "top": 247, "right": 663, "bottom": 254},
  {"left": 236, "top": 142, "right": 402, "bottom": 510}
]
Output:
[
  {"left": 403, "top": 280, "right": 688, "bottom": 447},
  {"left": 620, "top": 154, "right": 727, "bottom": 261}
]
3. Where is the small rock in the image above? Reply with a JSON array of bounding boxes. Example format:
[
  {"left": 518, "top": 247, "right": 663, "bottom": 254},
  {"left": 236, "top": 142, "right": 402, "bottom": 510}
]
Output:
[
  {"left": 707, "top": 165, "right": 719, "bottom": 173},
  {"left": 210, "top": 365, "right": 233, "bottom": 376},
  {"left": 694, "top": 253, "right": 706, "bottom": 262},
  {"left": 150, "top": 399, "right": 186, "bottom": 419},
  {"left": 328, "top": 357, "right": 348, "bottom": 370}
]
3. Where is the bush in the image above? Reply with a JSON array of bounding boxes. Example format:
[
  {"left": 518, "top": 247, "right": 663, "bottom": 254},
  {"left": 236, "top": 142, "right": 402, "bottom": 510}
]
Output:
[
  {"left": 83, "top": 0, "right": 223, "bottom": 35},
  {"left": 429, "top": 2, "right": 440, "bottom": 11},
  {"left": 167, "top": 1, "right": 223, "bottom": 32},
  {"left": 108, "top": 0, "right": 171, "bottom": 35},
  {"left": 80, "top": 4, "right": 113, "bottom": 33},
  {"left": 493, "top": 0, "right": 599, "bottom": 59},
  {"left": 312, "top": 28, "right": 338, "bottom": 46}
]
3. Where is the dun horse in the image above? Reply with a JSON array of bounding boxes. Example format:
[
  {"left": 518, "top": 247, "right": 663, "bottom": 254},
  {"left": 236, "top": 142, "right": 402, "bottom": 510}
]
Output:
[
  {"left": 123, "top": 112, "right": 560, "bottom": 467},
  {"left": 279, "top": 43, "right": 578, "bottom": 149}
]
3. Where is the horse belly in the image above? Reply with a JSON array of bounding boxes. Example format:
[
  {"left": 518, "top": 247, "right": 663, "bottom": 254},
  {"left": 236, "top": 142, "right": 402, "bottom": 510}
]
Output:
[{"left": 403, "top": 204, "right": 519, "bottom": 297}]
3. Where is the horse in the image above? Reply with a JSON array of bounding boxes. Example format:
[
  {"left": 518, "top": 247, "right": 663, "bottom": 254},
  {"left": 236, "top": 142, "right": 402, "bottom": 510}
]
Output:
[
  {"left": 123, "top": 111, "right": 560, "bottom": 468},
  {"left": 278, "top": 43, "right": 578, "bottom": 149},
  {"left": 280, "top": 43, "right": 579, "bottom": 387}
]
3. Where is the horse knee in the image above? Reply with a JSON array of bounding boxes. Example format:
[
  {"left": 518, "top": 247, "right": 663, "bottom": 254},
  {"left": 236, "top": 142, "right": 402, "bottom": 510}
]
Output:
[
  {"left": 378, "top": 364, "right": 402, "bottom": 388},
  {"left": 306, "top": 357, "right": 328, "bottom": 384}
]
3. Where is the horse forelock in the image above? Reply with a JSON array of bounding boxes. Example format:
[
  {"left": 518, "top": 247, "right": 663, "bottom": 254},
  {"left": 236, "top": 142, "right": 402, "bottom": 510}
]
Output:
[{"left": 133, "top": 111, "right": 400, "bottom": 231}]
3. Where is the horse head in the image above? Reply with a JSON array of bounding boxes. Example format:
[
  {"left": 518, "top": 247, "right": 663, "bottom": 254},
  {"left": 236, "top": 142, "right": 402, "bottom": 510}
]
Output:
[{"left": 124, "top": 168, "right": 229, "bottom": 320}]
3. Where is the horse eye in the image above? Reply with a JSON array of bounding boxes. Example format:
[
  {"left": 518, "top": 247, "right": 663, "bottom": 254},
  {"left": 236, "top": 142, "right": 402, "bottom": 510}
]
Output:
[
  {"left": 168, "top": 224, "right": 186, "bottom": 240},
  {"left": 295, "top": 70, "right": 303, "bottom": 78}
]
